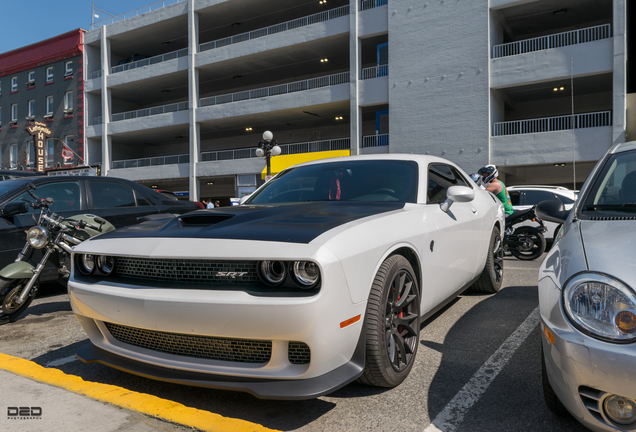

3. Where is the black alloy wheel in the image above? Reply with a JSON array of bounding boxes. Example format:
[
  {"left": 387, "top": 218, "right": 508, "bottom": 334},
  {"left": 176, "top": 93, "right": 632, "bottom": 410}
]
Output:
[
  {"left": 359, "top": 255, "right": 420, "bottom": 387},
  {"left": 510, "top": 226, "right": 546, "bottom": 260},
  {"left": 471, "top": 226, "right": 504, "bottom": 294}
]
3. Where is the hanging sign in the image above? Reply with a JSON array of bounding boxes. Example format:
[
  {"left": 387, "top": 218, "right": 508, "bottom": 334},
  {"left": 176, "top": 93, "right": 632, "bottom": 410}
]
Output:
[{"left": 25, "top": 122, "right": 52, "bottom": 173}]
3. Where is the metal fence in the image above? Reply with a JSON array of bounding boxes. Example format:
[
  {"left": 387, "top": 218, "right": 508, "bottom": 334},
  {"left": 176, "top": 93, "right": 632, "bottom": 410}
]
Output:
[
  {"left": 90, "top": 70, "right": 103, "bottom": 80},
  {"left": 492, "top": 24, "right": 611, "bottom": 59},
  {"left": 112, "top": 138, "right": 351, "bottom": 169},
  {"left": 111, "top": 48, "right": 188, "bottom": 74},
  {"left": 200, "top": 72, "right": 350, "bottom": 107},
  {"left": 199, "top": 5, "right": 349, "bottom": 52},
  {"left": 361, "top": 65, "right": 388, "bottom": 79},
  {"left": 90, "top": 0, "right": 185, "bottom": 30},
  {"left": 492, "top": 111, "right": 612, "bottom": 136},
  {"left": 362, "top": 134, "right": 389, "bottom": 148},
  {"left": 360, "top": 0, "right": 388, "bottom": 11},
  {"left": 111, "top": 101, "right": 189, "bottom": 122},
  {"left": 112, "top": 154, "right": 190, "bottom": 169}
]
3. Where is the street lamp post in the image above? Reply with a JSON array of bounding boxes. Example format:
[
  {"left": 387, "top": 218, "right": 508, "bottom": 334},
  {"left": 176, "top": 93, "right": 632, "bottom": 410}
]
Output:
[{"left": 255, "top": 130, "right": 281, "bottom": 180}]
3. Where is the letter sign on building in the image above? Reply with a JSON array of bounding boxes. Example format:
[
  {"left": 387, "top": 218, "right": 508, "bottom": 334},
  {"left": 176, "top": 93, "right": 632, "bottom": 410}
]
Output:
[{"left": 25, "top": 122, "right": 52, "bottom": 173}]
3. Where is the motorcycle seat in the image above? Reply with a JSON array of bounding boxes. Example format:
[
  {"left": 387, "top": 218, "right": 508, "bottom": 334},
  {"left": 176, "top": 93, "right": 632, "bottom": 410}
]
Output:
[{"left": 506, "top": 207, "right": 535, "bottom": 224}]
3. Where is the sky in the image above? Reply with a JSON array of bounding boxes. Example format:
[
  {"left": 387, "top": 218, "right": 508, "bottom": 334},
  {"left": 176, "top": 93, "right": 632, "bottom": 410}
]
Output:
[{"left": 0, "top": 0, "right": 172, "bottom": 54}]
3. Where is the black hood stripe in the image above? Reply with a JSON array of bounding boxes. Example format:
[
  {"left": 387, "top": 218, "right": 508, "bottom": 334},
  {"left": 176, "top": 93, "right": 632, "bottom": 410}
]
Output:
[{"left": 96, "top": 201, "right": 406, "bottom": 244}]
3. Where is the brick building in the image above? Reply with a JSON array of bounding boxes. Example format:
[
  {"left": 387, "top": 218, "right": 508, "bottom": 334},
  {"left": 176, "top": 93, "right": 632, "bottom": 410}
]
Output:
[{"left": 0, "top": 29, "right": 85, "bottom": 172}]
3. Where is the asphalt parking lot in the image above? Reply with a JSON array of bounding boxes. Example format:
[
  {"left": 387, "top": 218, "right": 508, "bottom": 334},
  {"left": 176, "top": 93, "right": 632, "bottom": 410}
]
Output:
[{"left": 0, "top": 255, "right": 590, "bottom": 432}]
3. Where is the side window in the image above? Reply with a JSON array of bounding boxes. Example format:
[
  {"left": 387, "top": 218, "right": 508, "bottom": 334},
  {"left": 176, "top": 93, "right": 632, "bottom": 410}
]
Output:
[
  {"left": 9, "top": 181, "right": 81, "bottom": 213},
  {"left": 523, "top": 190, "right": 556, "bottom": 206},
  {"left": 135, "top": 191, "right": 152, "bottom": 206},
  {"left": 451, "top": 167, "right": 470, "bottom": 188},
  {"left": 89, "top": 181, "right": 136, "bottom": 209},
  {"left": 509, "top": 191, "right": 521, "bottom": 206},
  {"left": 555, "top": 194, "right": 574, "bottom": 205},
  {"left": 427, "top": 164, "right": 458, "bottom": 203}
]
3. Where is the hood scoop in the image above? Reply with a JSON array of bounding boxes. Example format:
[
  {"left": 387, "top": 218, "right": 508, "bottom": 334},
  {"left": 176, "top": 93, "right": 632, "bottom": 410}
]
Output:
[
  {"left": 179, "top": 214, "right": 234, "bottom": 225},
  {"left": 589, "top": 216, "right": 636, "bottom": 221}
]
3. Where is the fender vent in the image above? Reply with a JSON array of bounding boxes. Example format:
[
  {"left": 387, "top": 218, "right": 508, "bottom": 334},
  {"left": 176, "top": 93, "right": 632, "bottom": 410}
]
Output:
[{"left": 180, "top": 214, "right": 234, "bottom": 225}]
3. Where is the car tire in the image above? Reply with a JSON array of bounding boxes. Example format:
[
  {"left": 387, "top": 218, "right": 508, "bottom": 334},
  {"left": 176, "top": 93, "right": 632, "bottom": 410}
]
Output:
[
  {"left": 541, "top": 345, "right": 569, "bottom": 416},
  {"left": 470, "top": 226, "right": 504, "bottom": 294},
  {"left": 510, "top": 226, "right": 546, "bottom": 261},
  {"left": 359, "top": 255, "right": 420, "bottom": 388}
]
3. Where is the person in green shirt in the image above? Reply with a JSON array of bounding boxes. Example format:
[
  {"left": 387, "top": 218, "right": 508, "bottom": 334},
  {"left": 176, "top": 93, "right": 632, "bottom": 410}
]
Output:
[{"left": 477, "top": 165, "right": 514, "bottom": 216}]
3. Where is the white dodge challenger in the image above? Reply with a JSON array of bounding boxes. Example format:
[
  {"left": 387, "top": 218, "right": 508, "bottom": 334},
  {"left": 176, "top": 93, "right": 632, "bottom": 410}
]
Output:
[{"left": 68, "top": 154, "right": 505, "bottom": 399}]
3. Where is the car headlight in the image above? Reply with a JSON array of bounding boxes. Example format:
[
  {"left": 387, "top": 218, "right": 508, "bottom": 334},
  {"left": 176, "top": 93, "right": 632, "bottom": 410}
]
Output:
[
  {"left": 563, "top": 273, "right": 636, "bottom": 342},
  {"left": 27, "top": 226, "right": 49, "bottom": 249},
  {"left": 292, "top": 261, "right": 320, "bottom": 288},
  {"left": 77, "top": 254, "right": 96, "bottom": 275},
  {"left": 258, "top": 261, "right": 286, "bottom": 286},
  {"left": 97, "top": 255, "right": 115, "bottom": 275}
]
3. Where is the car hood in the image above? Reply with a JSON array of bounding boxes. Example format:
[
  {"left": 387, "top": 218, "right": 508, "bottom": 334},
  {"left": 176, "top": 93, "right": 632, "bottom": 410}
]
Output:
[
  {"left": 92, "top": 201, "right": 405, "bottom": 244},
  {"left": 580, "top": 220, "right": 636, "bottom": 283}
]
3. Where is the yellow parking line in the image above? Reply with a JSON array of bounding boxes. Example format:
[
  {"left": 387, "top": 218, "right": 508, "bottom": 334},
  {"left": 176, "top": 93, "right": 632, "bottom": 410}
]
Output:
[{"left": 0, "top": 352, "right": 279, "bottom": 432}]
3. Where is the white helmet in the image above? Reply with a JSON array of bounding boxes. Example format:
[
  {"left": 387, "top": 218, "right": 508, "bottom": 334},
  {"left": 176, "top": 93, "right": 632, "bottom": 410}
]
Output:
[{"left": 477, "top": 165, "right": 498, "bottom": 186}]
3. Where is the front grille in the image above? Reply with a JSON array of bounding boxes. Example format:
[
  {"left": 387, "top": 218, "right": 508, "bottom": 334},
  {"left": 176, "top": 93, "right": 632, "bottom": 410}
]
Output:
[
  {"left": 104, "top": 322, "right": 272, "bottom": 364},
  {"left": 114, "top": 258, "right": 258, "bottom": 284},
  {"left": 288, "top": 342, "right": 311, "bottom": 365},
  {"left": 589, "top": 216, "right": 636, "bottom": 221}
]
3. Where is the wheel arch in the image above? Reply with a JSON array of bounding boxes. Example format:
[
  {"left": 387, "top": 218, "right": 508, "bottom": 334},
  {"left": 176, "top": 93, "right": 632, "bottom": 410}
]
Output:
[{"left": 387, "top": 246, "right": 422, "bottom": 295}]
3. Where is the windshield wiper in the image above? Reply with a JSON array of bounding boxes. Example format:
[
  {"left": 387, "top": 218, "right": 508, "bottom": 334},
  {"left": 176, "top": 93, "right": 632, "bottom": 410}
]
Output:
[{"left": 585, "top": 203, "right": 636, "bottom": 210}]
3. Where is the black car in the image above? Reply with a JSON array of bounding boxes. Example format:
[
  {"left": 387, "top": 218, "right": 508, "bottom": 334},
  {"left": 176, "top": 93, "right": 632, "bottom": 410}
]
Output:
[
  {"left": 0, "top": 170, "right": 43, "bottom": 181},
  {"left": 0, "top": 176, "right": 199, "bottom": 282}
]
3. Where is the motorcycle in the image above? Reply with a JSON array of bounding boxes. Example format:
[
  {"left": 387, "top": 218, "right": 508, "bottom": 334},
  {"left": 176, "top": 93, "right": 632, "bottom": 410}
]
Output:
[
  {"left": 504, "top": 206, "right": 547, "bottom": 260},
  {"left": 0, "top": 182, "right": 115, "bottom": 324}
]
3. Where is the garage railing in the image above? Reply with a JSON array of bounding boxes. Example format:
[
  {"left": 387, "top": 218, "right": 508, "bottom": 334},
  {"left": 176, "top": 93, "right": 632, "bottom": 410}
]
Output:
[
  {"left": 111, "top": 101, "right": 189, "bottom": 122},
  {"left": 112, "top": 138, "right": 351, "bottom": 169},
  {"left": 111, "top": 48, "right": 188, "bottom": 74},
  {"left": 199, "top": 5, "right": 350, "bottom": 52},
  {"left": 362, "top": 134, "right": 389, "bottom": 148},
  {"left": 492, "top": 24, "right": 611, "bottom": 59},
  {"left": 361, "top": 0, "right": 387, "bottom": 11},
  {"left": 90, "top": 70, "right": 103, "bottom": 80},
  {"left": 361, "top": 65, "right": 388, "bottom": 79},
  {"left": 492, "top": 111, "right": 612, "bottom": 136},
  {"left": 199, "top": 72, "right": 350, "bottom": 107}
]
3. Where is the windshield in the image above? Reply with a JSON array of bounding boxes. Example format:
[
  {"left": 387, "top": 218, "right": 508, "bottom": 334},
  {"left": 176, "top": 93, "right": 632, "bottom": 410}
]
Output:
[
  {"left": 245, "top": 160, "right": 419, "bottom": 204},
  {"left": 581, "top": 149, "right": 636, "bottom": 216},
  {"left": 0, "top": 178, "right": 32, "bottom": 200}
]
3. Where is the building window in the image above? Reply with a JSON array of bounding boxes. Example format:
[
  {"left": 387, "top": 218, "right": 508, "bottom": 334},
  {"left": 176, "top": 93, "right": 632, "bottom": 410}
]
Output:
[
  {"left": 27, "top": 71, "right": 35, "bottom": 85},
  {"left": 46, "top": 67, "right": 54, "bottom": 83},
  {"left": 64, "top": 91, "right": 73, "bottom": 112},
  {"left": 65, "top": 61, "right": 73, "bottom": 76},
  {"left": 27, "top": 100, "right": 35, "bottom": 119},
  {"left": 11, "top": 104, "right": 17, "bottom": 123},
  {"left": 46, "top": 96, "right": 54, "bottom": 116},
  {"left": 11, "top": 76, "right": 17, "bottom": 92},
  {"left": 27, "top": 141, "right": 34, "bottom": 169},
  {"left": 46, "top": 139, "right": 55, "bottom": 167},
  {"left": 63, "top": 136, "right": 74, "bottom": 165},
  {"left": 10, "top": 144, "right": 18, "bottom": 169}
]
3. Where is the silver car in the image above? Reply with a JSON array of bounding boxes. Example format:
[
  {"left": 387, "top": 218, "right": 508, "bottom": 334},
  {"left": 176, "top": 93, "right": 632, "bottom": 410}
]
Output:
[{"left": 536, "top": 141, "right": 636, "bottom": 431}]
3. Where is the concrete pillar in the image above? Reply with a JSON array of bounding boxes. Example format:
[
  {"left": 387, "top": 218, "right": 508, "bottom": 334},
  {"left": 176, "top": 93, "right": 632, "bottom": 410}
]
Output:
[
  {"left": 100, "top": 26, "right": 111, "bottom": 176},
  {"left": 349, "top": 0, "right": 360, "bottom": 155},
  {"left": 188, "top": 0, "right": 201, "bottom": 201},
  {"left": 613, "top": 0, "right": 627, "bottom": 145}
]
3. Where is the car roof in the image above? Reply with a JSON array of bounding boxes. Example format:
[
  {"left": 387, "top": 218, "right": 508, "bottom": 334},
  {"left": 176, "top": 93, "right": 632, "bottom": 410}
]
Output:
[
  {"left": 290, "top": 153, "right": 454, "bottom": 168},
  {"left": 609, "top": 140, "right": 636, "bottom": 154}
]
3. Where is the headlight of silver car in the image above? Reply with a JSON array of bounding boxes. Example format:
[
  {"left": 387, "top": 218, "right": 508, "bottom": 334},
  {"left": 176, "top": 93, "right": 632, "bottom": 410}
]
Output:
[
  {"left": 27, "top": 226, "right": 49, "bottom": 249},
  {"left": 563, "top": 273, "right": 636, "bottom": 342}
]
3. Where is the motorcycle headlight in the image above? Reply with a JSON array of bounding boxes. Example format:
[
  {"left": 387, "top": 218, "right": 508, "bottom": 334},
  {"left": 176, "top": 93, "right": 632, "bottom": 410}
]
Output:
[
  {"left": 77, "top": 254, "right": 96, "bottom": 275},
  {"left": 27, "top": 226, "right": 49, "bottom": 249},
  {"left": 292, "top": 261, "right": 320, "bottom": 288},
  {"left": 563, "top": 273, "right": 636, "bottom": 342},
  {"left": 97, "top": 255, "right": 115, "bottom": 275}
]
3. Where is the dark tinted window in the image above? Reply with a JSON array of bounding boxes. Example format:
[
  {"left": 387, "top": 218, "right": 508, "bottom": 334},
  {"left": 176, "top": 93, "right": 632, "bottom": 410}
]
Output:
[
  {"left": 135, "top": 191, "right": 152, "bottom": 206},
  {"left": 523, "top": 190, "right": 557, "bottom": 206},
  {"left": 509, "top": 191, "right": 521, "bottom": 206},
  {"left": 247, "top": 160, "right": 418, "bottom": 203},
  {"left": 581, "top": 149, "right": 636, "bottom": 215},
  {"left": 428, "top": 164, "right": 460, "bottom": 203},
  {"left": 555, "top": 194, "right": 574, "bottom": 205},
  {"left": 9, "top": 181, "right": 81, "bottom": 213},
  {"left": 89, "top": 181, "right": 136, "bottom": 209}
]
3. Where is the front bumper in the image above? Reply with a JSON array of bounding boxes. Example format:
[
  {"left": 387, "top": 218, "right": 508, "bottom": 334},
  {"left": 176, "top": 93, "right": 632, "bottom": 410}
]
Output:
[{"left": 540, "top": 277, "right": 636, "bottom": 431}]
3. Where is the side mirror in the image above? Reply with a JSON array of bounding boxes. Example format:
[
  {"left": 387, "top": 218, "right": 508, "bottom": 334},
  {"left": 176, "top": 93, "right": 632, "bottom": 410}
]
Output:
[
  {"left": 535, "top": 199, "right": 570, "bottom": 224},
  {"left": 0, "top": 202, "right": 29, "bottom": 217},
  {"left": 440, "top": 186, "right": 475, "bottom": 213}
]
